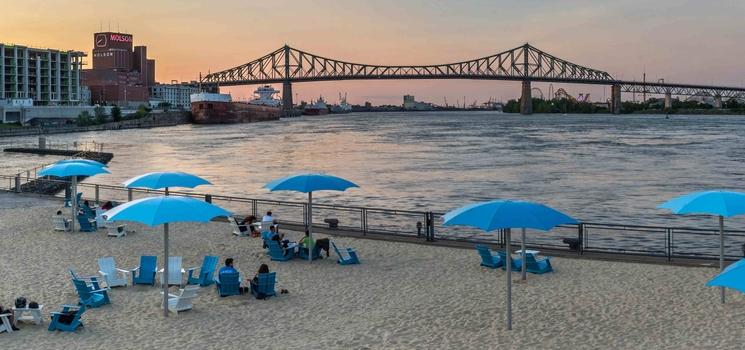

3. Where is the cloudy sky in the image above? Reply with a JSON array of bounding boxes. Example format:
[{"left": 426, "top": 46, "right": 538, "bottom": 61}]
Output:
[{"left": 4, "top": 0, "right": 744, "bottom": 104}]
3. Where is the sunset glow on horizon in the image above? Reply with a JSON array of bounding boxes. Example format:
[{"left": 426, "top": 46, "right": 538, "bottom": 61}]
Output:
[{"left": 4, "top": 0, "right": 744, "bottom": 105}]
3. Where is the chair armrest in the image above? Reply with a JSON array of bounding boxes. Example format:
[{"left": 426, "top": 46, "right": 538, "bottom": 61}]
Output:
[
  {"left": 115, "top": 268, "right": 131, "bottom": 274},
  {"left": 0, "top": 313, "right": 10, "bottom": 317},
  {"left": 186, "top": 267, "right": 197, "bottom": 272},
  {"left": 90, "top": 288, "right": 109, "bottom": 293},
  {"left": 98, "top": 270, "right": 108, "bottom": 276},
  {"left": 158, "top": 268, "right": 164, "bottom": 273},
  {"left": 130, "top": 266, "right": 140, "bottom": 272},
  {"left": 61, "top": 304, "right": 80, "bottom": 309}
]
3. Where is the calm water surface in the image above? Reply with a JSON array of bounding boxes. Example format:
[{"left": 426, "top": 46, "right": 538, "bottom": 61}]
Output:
[{"left": 3, "top": 112, "right": 745, "bottom": 230}]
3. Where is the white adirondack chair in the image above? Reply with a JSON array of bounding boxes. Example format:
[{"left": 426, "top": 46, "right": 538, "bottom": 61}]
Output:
[
  {"left": 160, "top": 286, "right": 199, "bottom": 314},
  {"left": 53, "top": 215, "right": 71, "bottom": 232},
  {"left": 0, "top": 313, "right": 13, "bottom": 334},
  {"left": 107, "top": 223, "right": 127, "bottom": 238},
  {"left": 229, "top": 216, "right": 248, "bottom": 236},
  {"left": 98, "top": 257, "right": 130, "bottom": 288},
  {"left": 95, "top": 208, "right": 107, "bottom": 228},
  {"left": 159, "top": 256, "right": 185, "bottom": 287}
]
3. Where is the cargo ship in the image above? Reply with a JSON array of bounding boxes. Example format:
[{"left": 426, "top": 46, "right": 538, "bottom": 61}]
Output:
[
  {"left": 330, "top": 93, "right": 353, "bottom": 114},
  {"left": 190, "top": 92, "right": 281, "bottom": 124},
  {"left": 303, "top": 96, "right": 329, "bottom": 116}
]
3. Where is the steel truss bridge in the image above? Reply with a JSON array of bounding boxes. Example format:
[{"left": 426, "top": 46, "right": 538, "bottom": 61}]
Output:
[{"left": 201, "top": 44, "right": 745, "bottom": 114}]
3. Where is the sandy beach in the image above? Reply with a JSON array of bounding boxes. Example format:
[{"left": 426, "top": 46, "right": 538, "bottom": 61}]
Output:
[{"left": 1, "top": 192, "right": 743, "bottom": 349}]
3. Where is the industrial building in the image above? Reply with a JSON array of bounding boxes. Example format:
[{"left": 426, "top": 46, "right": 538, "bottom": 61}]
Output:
[
  {"left": 81, "top": 32, "right": 155, "bottom": 107},
  {"left": 149, "top": 81, "right": 200, "bottom": 109},
  {"left": 403, "top": 95, "right": 433, "bottom": 111}
]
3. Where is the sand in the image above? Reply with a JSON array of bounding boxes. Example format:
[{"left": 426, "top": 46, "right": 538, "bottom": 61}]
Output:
[{"left": 1, "top": 192, "right": 744, "bottom": 349}]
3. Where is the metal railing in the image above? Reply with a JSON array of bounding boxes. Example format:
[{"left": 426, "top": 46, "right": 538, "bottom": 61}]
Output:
[{"left": 3, "top": 174, "right": 745, "bottom": 262}]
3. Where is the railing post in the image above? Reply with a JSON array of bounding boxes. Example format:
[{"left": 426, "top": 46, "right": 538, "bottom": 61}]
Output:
[
  {"left": 14, "top": 174, "right": 21, "bottom": 193},
  {"left": 26, "top": 170, "right": 30, "bottom": 183},
  {"left": 667, "top": 228, "right": 672, "bottom": 261},
  {"left": 252, "top": 199, "right": 258, "bottom": 218},
  {"left": 95, "top": 185, "right": 100, "bottom": 205},
  {"left": 578, "top": 223, "right": 584, "bottom": 255},
  {"left": 127, "top": 188, "right": 133, "bottom": 202},
  {"left": 430, "top": 213, "right": 436, "bottom": 241}
]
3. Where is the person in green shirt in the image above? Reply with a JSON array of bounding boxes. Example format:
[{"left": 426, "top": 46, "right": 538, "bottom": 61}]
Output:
[{"left": 299, "top": 229, "right": 315, "bottom": 255}]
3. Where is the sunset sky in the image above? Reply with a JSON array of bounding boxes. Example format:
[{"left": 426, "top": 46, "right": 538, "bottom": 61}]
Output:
[{"left": 3, "top": 0, "right": 744, "bottom": 105}]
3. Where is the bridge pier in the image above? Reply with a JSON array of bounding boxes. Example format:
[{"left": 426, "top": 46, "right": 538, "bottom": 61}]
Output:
[
  {"left": 282, "top": 81, "right": 293, "bottom": 110},
  {"left": 611, "top": 84, "right": 621, "bottom": 114},
  {"left": 664, "top": 92, "right": 672, "bottom": 111},
  {"left": 714, "top": 95, "right": 723, "bottom": 109},
  {"left": 520, "top": 81, "right": 532, "bottom": 115}
]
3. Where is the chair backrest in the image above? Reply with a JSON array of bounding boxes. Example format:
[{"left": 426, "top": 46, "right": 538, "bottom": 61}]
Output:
[
  {"left": 167, "top": 256, "right": 182, "bottom": 282},
  {"left": 98, "top": 257, "right": 116, "bottom": 277},
  {"left": 228, "top": 216, "right": 240, "bottom": 231},
  {"left": 72, "top": 278, "right": 93, "bottom": 299},
  {"left": 256, "top": 272, "right": 277, "bottom": 295},
  {"left": 140, "top": 255, "right": 157, "bottom": 275},
  {"left": 175, "top": 286, "right": 199, "bottom": 308},
  {"left": 53, "top": 216, "right": 68, "bottom": 230},
  {"left": 475, "top": 245, "right": 494, "bottom": 260},
  {"left": 218, "top": 272, "right": 240, "bottom": 295},
  {"left": 201, "top": 255, "right": 219, "bottom": 278},
  {"left": 267, "top": 240, "right": 285, "bottom": 257},
  {"left": 330, "top": 241, "right": 349, "bottom": 260},
  {"left": 525, "top": 254, "right": 538, "bottom": 264}
]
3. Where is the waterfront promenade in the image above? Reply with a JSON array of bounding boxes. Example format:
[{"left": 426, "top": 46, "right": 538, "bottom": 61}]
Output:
[{"left": 0, "top": 191, "right": 742, "bottom": 349}]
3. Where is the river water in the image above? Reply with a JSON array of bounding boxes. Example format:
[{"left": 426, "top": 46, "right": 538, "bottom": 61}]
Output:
[{"left": 3, "top": 112, "right": 745, "bottom": 233}]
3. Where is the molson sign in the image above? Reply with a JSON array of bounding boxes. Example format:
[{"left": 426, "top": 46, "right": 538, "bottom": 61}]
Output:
[{"left": 110, "top": 33, "right": 133, "bottom": 43}]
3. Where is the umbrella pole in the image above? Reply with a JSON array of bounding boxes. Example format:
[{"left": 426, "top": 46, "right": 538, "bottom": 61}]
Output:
[
  {"left": 71, "top": 176, "right": 77, "bottom": 232},
  {"left": 163, "top": 187, "right": 170, "bottom": 317},
  {"left": 720, "top": 215, "right": 725, "bottom": 304},
  {"left": 505, "top": 228, "right": 512, "bottom": 330},
  {"left": 521, "top": 228, "right": 527, "bottom": 281},
  {"left": 308, "top": 191, "right": 313, "bottom": 263}
]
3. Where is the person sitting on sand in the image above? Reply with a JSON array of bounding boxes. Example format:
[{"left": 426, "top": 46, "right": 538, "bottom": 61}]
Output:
[
  {"left": 218, "top": 258, "right": 239, "bottom": 283},
  {"left": 56, "top": 210, "right": 71, "bottom": 230}
]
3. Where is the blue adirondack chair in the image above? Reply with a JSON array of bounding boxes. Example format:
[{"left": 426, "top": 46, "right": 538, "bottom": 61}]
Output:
[
  {"left": 475, "top": 244, "right": 503, "bottom": 269},
  {"left": 65, "top": 192, "right": 82, "bottom": 208},
  {"left": 131, "top": 255, "right": 158, "bottom": 286},
  {"left": 187, "top": 255, "right": 219, "bottom": 286},
  {"left": 297, "top": 243, "right": 321, "bottom": 260},
  {"left": 525, "top": 254, "right": 554, "bottom": 274},
  {"left": 267, "top": 240, "right": 293, "bottom": 261},
  {"left": 77, "top": 214, "right": 97, "bottom": 232},
  {"left": 48, "top": 304, "right": 86, "bottom": 332},
  {"left": 72, "top": 277, "right": 110, "bottom": 308},
  {"left": 331, "top": 241, "right": 360, "bottom": 265},
  {"left": 215, "top": 272, "right": 241, "bottom": 297},
  {"left": 496, "top": 250, "right": 522, "bottom": 271},
  {"left": 250, "top": 272, "right": 277, "bottom": 299}
]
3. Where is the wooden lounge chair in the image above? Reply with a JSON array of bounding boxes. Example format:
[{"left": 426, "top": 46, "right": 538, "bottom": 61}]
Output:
[
  {"left": 229, "top": 216, "right": 250, "bottom": 236},
  {"left": 53, "top": 215, "right": 71, "bottom": 232},
  {"left": 0, "top": 313, "right": 12, "bottom": 334},
  {"left": 250, "top": 272, "right": 278, "bottom": 299},
  {"left": 77, "top": 214, "right": 97, "bottom": 232},
  {"left": 72, "top": 277, "right": 110, "bottom": 308},
  {"left": 475, "top": 244, "right": 503, "bottom": 269},
  {"left": 187, "top": 255, "right": 219, "bottom": 286},
  {"left": 215, "top": 272, "right": 241, "bottom": 297},
  {"left": 331, "top": 241, "right": 360, "bottom": 265},
  {"left": 48, "top": 305, "right": 85, "bottom": 332},
  {"left": 161, "top": 286, "right": 199, "bottom": 314},
  {"left": 267, "top": 240, "right": 293, "bottom": 261},
  {"left": 159, "top": 256, "right": 186, "bottom": 287},
  {"left": 496, "top": 250, "right": 522, "bottom": 272},
  {"left": 525, "top": 254, "right": 554, "bottom": 274},
  {"left": 98, "top": 257, "right": 130, "bottom": 288},
  {"left": 131, "top": 256, "right": 157, "bottom": 286}
]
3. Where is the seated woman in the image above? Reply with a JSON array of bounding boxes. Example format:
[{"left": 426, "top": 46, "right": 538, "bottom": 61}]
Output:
[
  {"left": 101, "top": 201, "right": 114, "bottom": 211},
  {"left": 250, "top": 264, "right": 271, "bottom": 299},
  {"left": 0, "top": 304, "right": 20, "bottom": 331},
  {"left": 240, "top": 215, "right": 260, "bottom": 237}
]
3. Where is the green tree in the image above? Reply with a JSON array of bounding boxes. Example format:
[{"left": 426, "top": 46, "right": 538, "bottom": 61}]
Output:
[
  {"left": 111, "top": 105, "right": 122, "bottom": 122},
  {"left": 77, "top": 111, "right": 93, "bottom": 126},
  {"left": 94, "top": 106, "right": 107, "bottom": 124}
]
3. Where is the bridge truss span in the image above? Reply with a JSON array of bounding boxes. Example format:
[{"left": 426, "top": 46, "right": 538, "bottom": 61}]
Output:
[{"left": 201, "top": 44, "right": 615, "bottom": 86}]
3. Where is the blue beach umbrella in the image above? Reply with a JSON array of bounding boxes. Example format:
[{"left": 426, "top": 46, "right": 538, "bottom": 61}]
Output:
[
  {"left": 104, "top": 196, "right": 230, "bottom": 317},
  {"left": 706, "top": 258, "right": 745, "bottom": 294},
  {"left": 264, "top": 173, "right": 359, "bottom": 262},
  {"left": 56, "top": 159, "right": 108, "bottom": 168},
  {"left": 121, "top": 171, "right": 212, "bottom": 317},
  {"left": 38, "top": 162, "right": 110, "bottom": 232},
  {"left": 658, "top": 190, "right": 745, "bottom": 303},
  {"left": 123, "top": 171, "right": 212, "bottom": 191},
  {"left": 443, "top": 199, "right": 578, "bottom": 330}
]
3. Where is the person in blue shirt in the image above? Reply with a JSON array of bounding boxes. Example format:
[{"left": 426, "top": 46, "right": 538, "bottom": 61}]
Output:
[{"left": 218, "top": 258, "right": 239, "bottom": 281}]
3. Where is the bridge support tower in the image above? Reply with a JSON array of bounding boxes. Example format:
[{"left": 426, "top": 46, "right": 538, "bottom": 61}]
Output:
[
  {"left": 714, "top": 95, "right": 723, "bottom": 109},
  {"left": 520, "top": 81, "right": 532, "bottom": 115},
  {"left": 611, "top": 84, "right": 621, "bottom": 114},
  {"left": 282, "top": 81, "right": 293, "bottom": 111},
  {"left": 664, "top": 92, "right": 673, "bottom": 111}
]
